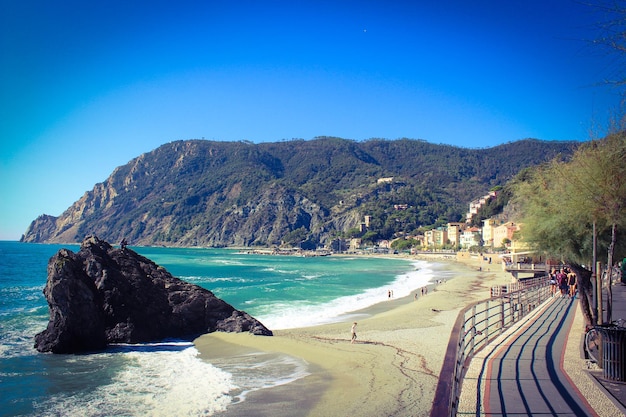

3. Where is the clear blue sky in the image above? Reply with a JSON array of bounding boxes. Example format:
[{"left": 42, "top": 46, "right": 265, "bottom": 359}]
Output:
[{"left": 0, "top": 0, "right": 622, "bottom": 240}]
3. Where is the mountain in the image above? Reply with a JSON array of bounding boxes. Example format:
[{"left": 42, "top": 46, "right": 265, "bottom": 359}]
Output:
[{"left": 21, "top": 137, "right": 579, "bottom": 247}]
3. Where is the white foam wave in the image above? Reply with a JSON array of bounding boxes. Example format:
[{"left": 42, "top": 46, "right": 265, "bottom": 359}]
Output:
[
  {"left": 210, "top": 351, "right": 310, "bottom": 404},
  {"left": 212, "top": 259, "right": 244, "bottom": 266},
  {"left": 181, "top": 276, "right": 248, "bottom": 284},
  {"left": 259, "top": 260, "right": 437, "bottom": 330},
  {"left": 35, "top": 345, "right": 236, "bottom": 417},
  {"left": 0, "top": 314, "right": 48, "bottom": 359},
  {"left": 299, "top": 274, "right": 321, "bottom": 280},
  {"left": 262, "top": 267, "right": 293, "bottom": 274}
]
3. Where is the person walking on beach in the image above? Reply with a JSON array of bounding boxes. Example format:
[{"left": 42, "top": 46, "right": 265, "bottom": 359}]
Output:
[{"left": 351, "top": 322, "right": 357, "bottom": 344}]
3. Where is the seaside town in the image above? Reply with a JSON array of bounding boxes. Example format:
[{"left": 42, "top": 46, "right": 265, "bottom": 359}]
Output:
[
  {"left": 345, "top": 189, "right": 514, "bottom": 253},
  {"left": 271, "top": 188, "right": 534, "bottom": 271}
]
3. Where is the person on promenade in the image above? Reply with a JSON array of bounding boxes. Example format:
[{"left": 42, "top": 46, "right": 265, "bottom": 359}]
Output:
[
  {"left": 549, "top": 269, "right": 558, "bottom": 297},
  {"left": 351, "top": 322, "right": 357, "bottom": 344},
  {"left": 557, "top": 269, "right": 568, "bottom": 296},
  {"left": 568, "top": 270, "right": 577, "bottom": 298}
]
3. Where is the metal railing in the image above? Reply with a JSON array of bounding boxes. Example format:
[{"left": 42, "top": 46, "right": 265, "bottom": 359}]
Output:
[
  {"left": 504, "top": 262, "right": 550, "bottom": 271},
  {"left": 430, "top": 276, "right": 551, "bottom": 417},
  {"left": 489, "top": 275, "right": 550, "bottom": 297}
]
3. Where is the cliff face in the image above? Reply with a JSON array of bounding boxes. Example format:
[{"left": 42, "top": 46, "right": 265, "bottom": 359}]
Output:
[
  {"left": 21, "top": 137, "right": 579, "bottom": 247},
  {"left": 34, "top": 236, "right": 272, "bottom": 354}
]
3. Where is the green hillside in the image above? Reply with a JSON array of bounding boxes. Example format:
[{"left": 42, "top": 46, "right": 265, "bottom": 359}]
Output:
[{"left": 21, "top": 137, "right": 578, "bottom": 247}]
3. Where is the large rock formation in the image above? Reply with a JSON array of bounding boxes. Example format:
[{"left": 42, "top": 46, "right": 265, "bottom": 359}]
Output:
[{"left": 34, "top": 236, "right": 272, "bottom": 354}]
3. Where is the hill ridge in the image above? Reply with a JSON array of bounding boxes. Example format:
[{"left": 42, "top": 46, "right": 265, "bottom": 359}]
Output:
[{"left": 21, "top": 137, "right": 579, "bottom": 247}]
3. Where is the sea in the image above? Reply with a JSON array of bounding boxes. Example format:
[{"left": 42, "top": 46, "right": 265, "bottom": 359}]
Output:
[{"left": 0, "top": 241, "right": 444, "bottom": 416}]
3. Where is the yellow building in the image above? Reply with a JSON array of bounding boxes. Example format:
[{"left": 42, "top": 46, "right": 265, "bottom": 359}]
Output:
[
  {"left": 447, "top": 222, "right": 465, "bottom": 248},
  {"left": 493, "top": 222, "right": 520, "bottom": 249},
  {"left": 424, "top": 227, "right": 448, "bottom": 248}
]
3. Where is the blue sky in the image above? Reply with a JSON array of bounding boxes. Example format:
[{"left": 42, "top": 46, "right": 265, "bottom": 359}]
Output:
[{"left": 0, "top": 0, "right": 622, "bottom": 240}]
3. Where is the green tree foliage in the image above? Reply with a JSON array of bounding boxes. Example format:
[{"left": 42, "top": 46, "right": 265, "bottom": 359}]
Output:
[
  {"left": 513, "top": 132, "right": 626, "bottom": 325},
  {"left": 391, "top": 238, "right": 419, "bottom": 251},
  {"left": 361, "top": 230, "right": 379, "bottom": 244},
  {"left": 282, "top": 227, "right": 308, "bottom": 247}
]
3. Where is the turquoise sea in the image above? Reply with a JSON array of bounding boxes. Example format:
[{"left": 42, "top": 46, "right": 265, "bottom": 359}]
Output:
[{"left": 0, "top": 241, "right": 443, "bottom": 416}]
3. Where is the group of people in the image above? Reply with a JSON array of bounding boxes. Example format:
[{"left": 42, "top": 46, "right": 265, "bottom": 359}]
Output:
[{"left": 548, "top": 267, "right": 577, "bottom": 298}]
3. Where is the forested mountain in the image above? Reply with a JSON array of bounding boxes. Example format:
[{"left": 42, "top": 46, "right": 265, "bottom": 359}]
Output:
[{"left": 21, "top": 137, "right": 578, "bottom": 247}]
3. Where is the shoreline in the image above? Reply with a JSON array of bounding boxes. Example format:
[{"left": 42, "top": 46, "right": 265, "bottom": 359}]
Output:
[{"left": 195, "top": 254, "right": 512, "bottom": 416}]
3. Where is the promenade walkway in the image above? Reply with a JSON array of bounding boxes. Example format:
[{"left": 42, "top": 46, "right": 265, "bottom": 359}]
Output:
[{"left": 457, "top": 290, "right": 626, "bottom": 416}]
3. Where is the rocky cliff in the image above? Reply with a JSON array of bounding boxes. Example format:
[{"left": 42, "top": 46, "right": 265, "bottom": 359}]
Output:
[{"left": 34, "top": 236, "right": 272, "bottom": 354}]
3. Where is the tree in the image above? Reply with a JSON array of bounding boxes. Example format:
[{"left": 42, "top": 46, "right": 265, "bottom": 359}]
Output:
[
  {"left": 512, "top": 132, "right": 626, "bottom": 326},
  {"left": 575, "top": 134, "right": 626, "bottom": 321},
  {"left": 391, "top": 238, "right": 419, "bottom": 251},
  {"left": 282, "top": 227, "right": 309, "bottom": 247},
  {"left": 361, "top": 230, "right": 379, "bottom": 244}
]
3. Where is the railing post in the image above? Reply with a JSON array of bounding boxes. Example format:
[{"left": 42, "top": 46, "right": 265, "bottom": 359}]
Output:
[
  {"left": 500, "top": 297, "right": 505, "bottom": 332},
  {"left": 470, "top": 305, "right": 476, "bottom": 355},
  {"left": 485, "top": 299, "right": 490, "bottom": 340}
]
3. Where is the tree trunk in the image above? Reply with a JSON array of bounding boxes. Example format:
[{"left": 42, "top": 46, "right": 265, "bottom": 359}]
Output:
[{"left": 606, "top": 223, "right": 616, "bottom": 323}]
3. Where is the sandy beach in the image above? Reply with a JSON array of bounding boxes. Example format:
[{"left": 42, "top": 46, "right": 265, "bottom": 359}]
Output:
[{"left": 195, "top": 253, "right": 512, "bottom": 417}]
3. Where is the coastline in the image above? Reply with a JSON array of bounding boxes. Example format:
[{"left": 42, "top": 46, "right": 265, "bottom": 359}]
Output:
[{"left": 195, "top": 253, "right": 512, "bottom": 417}]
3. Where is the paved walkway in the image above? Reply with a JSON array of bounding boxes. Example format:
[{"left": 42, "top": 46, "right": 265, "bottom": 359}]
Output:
[{"left": 458, "top": 291, "right": 626, "bottom": 417}]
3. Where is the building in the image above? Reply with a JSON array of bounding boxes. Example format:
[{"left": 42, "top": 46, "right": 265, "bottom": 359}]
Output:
[
  {"left": 465, "top": 190, "right": 499, "bottom": 223},
  {"left": 364, "top": 215, "right": 371, "bottom": 228},
  {"left": 349, "top": 238, "right": 362, "bottom": 251},
  {"left": 460, "top": 227, "right": 482, "bottom": 249},
  {"left": 447, "top": 222, "right": 465, "bottom": 248},
  {"left": 493, "top": 222, "right": 519, "bottom": 249},
  {"left": 482, "top": 218, "right": 500, "bottom": 249},
  {"left": 424, "top": 227, "right": 448, "bottom": 248}
]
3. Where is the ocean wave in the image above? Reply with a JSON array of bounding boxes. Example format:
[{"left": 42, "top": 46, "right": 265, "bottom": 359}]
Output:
[
  {"left": 0, "top": 314, "right": 48, "bottom": 359},
  {"left": 210, "top": 350, "right": 310, "bottom": 404},
  {"left": 182, "top": 275, "right": 249, "bottom": 284},
  {"left": 261, "top": 267, "right": 292, "bottom": 274},
  {"left": 298, "top": 274, "right": 321, "bottom": 280},
  {"left": 259, "top": 260, "right": 437, "bottom": 329},
  {"left": 211, "top": 259, "right": 244, "bottom": 266},
  {"left": 33, "top": 345, "right": 236, "bottom": 417}
]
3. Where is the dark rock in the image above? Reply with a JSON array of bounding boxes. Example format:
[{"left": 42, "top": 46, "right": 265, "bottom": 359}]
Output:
[{"left": 35, "top": 236, "right": 272, "bottom": 354}]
